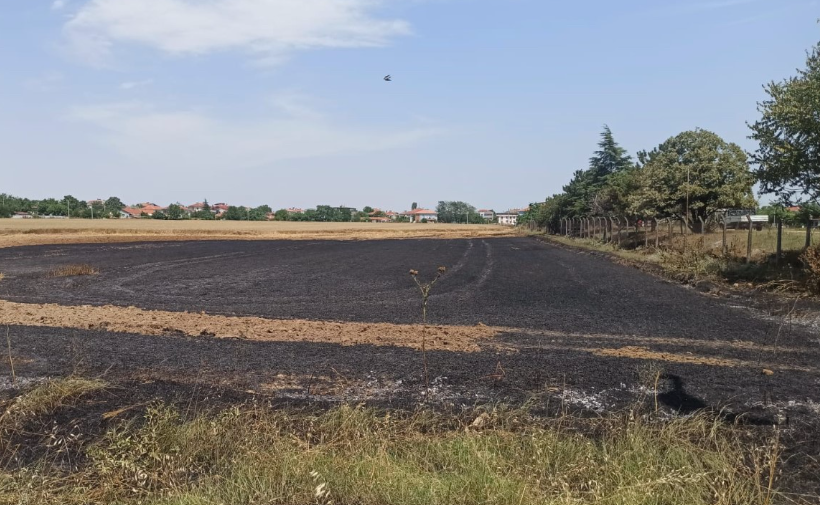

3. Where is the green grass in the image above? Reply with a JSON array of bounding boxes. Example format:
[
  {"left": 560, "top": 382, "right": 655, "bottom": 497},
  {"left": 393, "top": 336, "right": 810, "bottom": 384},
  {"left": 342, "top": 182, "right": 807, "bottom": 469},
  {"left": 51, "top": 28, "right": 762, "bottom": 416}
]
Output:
[{"left": 0, "top": 380, "right": 786, "bottom": 505}]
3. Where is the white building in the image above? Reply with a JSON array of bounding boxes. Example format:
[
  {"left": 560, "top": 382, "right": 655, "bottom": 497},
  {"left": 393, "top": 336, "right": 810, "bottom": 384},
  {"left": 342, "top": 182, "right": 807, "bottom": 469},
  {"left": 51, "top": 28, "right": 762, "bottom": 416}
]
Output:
[
  {"left": 477, "top": 209, "right": 495, "bottom": 220},
  {"left": 496, "top": 213, "right": 518, "bottom": 226},
  {"left": 401, "top": 209, "right": 438, "bottom": 223}
]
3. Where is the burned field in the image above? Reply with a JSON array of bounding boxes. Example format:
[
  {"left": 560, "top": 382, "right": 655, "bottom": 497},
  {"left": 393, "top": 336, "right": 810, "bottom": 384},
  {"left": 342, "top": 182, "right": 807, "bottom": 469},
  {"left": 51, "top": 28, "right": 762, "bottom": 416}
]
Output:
[
  {"left": 0, "top": 237, "right": 818, "bottom": 417},
  {"left": 2, "top": 237, "right": 820, "bottom": 500}
]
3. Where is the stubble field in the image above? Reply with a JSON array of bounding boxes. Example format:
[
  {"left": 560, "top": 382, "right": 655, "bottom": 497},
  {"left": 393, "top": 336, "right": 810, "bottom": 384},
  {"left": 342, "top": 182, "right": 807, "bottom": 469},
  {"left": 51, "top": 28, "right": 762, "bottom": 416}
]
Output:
[{"left": 0, "top": 219, "right": 515, "bottom": 248}]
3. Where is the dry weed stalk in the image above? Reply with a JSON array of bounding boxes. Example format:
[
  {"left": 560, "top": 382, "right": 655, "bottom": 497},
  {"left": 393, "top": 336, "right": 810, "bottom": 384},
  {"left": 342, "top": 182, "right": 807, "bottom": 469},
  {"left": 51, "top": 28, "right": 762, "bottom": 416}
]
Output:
[
  {"left": 5, "top": 326, "right": 14, "bottom": 384},
  {"left": 409, "top": 266, "right": 446, "bottom": 397}
]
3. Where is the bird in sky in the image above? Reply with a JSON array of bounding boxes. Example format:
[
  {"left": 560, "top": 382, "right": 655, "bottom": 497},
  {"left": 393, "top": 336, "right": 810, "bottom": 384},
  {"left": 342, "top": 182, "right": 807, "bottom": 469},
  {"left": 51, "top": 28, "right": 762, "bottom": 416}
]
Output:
[{"left": 383, "top": 75, "right": 392, "bottom": 81}]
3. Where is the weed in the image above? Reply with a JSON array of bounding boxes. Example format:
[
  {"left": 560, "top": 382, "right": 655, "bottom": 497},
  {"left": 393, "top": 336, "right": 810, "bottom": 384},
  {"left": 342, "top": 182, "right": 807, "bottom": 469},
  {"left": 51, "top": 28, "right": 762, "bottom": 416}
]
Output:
[
  {"left": 799, "top": 245, "right": 820, "bottom": 295},
  {"left": 409, "top": 266, "right": 446, "bottom": 395},
  {"left": 48, "top": 264, "right": 98, "bottom": 278}
]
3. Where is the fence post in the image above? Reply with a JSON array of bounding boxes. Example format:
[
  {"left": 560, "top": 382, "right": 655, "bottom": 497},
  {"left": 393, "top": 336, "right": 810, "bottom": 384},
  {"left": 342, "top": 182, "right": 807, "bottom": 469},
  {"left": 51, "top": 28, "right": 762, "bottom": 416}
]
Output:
[
  {"left": 722, "top": 217, "right": 727, "bottom": 255},
  {"left": 805, "top": 214, "right": 812, "bottom": 250},
  {"left": 644, "top": 219, "right": 649, "bottom": 248},
  {"left": 776, "top": 217, "right": 782, "bottom": 266},
  {"left": 602, "top": 217, "right": 607, "bottom": 242},
  {"left": 746, "top": 215, "right": 753, "bottom": 264},
  {"left": 654, "top": 219, "right": 659, "bottom": 249},
  {"left": 698, "top": 216, "right": 705, "bottom": 235}
]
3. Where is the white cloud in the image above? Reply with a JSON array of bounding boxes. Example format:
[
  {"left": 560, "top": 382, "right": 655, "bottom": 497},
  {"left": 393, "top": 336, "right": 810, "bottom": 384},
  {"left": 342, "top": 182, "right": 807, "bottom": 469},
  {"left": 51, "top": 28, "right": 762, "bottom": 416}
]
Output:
[
  {"left": 119, "top": 79, "right": 153, "bottom": 90},
  {"left": 52, "top": 0, "right": 68, "bottom": 10},
  {"left": 64, "top": 0, "right": 411, "bottom": 65},
  {"left": 68, "top": 99, "right": 445, "bottom": 173}
]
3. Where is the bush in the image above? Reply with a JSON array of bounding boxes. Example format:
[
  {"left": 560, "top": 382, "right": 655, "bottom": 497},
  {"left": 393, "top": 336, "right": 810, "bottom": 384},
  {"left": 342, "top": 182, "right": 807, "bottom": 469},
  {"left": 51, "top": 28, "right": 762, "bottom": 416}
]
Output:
[{"left": 800, "top": 245, "right": 820, "bottom": 295}]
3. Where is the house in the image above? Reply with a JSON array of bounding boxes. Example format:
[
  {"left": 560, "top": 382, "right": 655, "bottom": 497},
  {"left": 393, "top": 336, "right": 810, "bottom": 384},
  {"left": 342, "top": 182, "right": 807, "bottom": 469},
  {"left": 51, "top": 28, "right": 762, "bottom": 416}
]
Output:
[
  {"left": 120, "top": 207, "right": 143, "bottom": 218},
  {"left": 384, "top": 211, "right": 399, "bottom": 221},
  {"left": 12, "top": 212, "right": 33, "bottom": 219},
  {"left": 369, "top": 216, "right": 392, "bottom": 223},
  {"left": 136, "top": 203, "right": 163, "bottom": 216},
  {"left": 211, "top": 203, "right": 229, "bottom": 216},
  {"left": 401, "top": 209, "right": 438, "bottom": 223},
  {"left": 286, "top": 207, "right": 304, "bottom": 215},
  {"left": 477, "top": 209, "right": 495, "bottom": 220},
  {"left": 496, "top": 212, "right": 519, "bottom": 226}
]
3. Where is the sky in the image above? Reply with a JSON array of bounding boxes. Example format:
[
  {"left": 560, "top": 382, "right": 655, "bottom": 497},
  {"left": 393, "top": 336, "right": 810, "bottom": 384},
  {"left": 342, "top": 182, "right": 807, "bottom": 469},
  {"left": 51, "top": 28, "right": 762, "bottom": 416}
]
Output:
[{"left": 1, "top": 0, "right": 819, "bottom": 212}]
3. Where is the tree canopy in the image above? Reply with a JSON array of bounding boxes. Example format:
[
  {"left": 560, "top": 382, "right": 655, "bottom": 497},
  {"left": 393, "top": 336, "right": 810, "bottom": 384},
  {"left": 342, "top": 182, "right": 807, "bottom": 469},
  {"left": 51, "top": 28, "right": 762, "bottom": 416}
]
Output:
[
  {"left": 630, "top": 129, "right": 755, "bottom": 229},
  {"left": 749, "top": 42, "right": 820, "bottom": 205}
]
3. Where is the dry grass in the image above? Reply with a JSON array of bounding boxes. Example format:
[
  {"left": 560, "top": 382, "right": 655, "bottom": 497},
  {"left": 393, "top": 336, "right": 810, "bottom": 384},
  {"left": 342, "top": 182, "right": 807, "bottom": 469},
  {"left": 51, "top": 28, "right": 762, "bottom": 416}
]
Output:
[
  {"left": 2, "top": 378, "right": 106, "bottom": 424},
  {"left": 48, "top": 264, "right": 98, "bottom": 277},
  {"left": 0, "top": 381, "right": 788, "bottom": 505},
  {"left": 0, "top": 220, "right": 516, "bottom": 248}
]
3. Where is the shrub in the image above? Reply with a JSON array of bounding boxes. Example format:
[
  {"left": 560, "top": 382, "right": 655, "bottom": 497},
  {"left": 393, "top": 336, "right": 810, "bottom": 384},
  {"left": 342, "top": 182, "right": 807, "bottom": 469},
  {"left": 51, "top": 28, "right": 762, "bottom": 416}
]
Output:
[{"left": 800, "top": 245, "right": 820, "bottom": 295}]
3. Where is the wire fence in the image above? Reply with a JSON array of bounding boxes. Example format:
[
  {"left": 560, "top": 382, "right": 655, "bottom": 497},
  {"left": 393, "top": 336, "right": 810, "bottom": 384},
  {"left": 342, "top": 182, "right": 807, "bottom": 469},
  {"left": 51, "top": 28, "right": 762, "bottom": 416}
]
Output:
[{"left": 553, "top": 216, "right": 817, "bottom": 264}]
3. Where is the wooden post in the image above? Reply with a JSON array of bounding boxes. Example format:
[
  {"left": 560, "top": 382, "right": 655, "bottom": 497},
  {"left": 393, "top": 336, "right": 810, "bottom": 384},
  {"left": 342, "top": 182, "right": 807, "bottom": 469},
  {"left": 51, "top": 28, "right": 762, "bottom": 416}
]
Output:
[
  {"left": 776, "top": 217, "right": 782, "bottom": 266},
  {"left": 722, "top": 217, "right": 727, "bottom": 256},
  {"left": 655, "top": 219, "right": 659, "bottom": 249},
  {"left": 805, "top": 214, "right": 812, "bottom": 250},
  {"left": 644, "top": 219, "right": 649, "bottom": 248},
  {"left": 746, "top": 215, "right": 753, "bottom": 264},
  {"left": 698, "top": 216, "right": 705, "bottom": 235}
]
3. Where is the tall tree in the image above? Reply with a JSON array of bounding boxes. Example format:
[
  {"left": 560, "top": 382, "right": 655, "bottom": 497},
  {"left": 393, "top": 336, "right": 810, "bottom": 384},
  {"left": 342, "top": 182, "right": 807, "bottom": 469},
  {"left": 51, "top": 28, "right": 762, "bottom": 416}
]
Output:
[
  {"left": 104, "top": 197, "right": 126, "bottom": 212},
  {"left": 587, "top": 125, "right": 633, "bottom": 187},
  {"left": 631, "top": 129, "right": 756, "bottom": 230},
  {"left": 411, "top": 202, "right": 418, "bottom": 210},
  {"left": 749, "top": 41, "right": 820, "bottom": 205},
  {"left": 435, "top": 201, "right": 477, "bottom": 223}
]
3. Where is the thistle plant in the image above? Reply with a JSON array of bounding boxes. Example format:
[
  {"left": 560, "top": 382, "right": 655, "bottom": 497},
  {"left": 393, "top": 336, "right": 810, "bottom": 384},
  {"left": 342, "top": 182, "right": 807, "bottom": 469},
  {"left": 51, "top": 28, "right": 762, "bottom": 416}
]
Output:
[{"left": 409, "top": 266, "right": 446, "bottom": 398}]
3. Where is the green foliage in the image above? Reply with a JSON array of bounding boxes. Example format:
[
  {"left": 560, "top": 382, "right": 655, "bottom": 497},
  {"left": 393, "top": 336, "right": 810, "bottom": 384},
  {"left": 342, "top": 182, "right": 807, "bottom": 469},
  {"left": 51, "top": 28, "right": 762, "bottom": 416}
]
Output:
[
  {"left": 436, "top": 201, "right": 479, "bottom": 223},
  {"left": 362, "top": 206, "right": 374, "bottom": 214},
  {"left": 104, "top": 197, "right": 126, "bottom": 212},
  {"left": 749, "top": 42, "right": 820, "bottom": 205},
  {"left": 411, "top": 202, "right": 418, "bottom": 210},
  {"left": 166, "top": 204, "right": 185, "bottom": 220},
  {"left": 630, "top": 129, "right": 756, "bottom": 229},
  {"left": 274, "top": 209, "right": 289, "bottom": 221}
]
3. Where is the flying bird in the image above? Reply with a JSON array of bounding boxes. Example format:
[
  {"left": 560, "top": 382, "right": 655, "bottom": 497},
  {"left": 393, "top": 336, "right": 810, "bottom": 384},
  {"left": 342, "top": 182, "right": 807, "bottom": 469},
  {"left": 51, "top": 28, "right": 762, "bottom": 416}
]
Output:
[{"left": 384, "top": 75, "right": 392, "bottom": 81}]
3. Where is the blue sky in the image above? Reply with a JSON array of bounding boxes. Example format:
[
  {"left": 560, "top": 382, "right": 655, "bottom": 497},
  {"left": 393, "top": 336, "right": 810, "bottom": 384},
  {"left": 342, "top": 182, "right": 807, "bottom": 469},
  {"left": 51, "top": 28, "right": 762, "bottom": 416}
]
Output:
[{"left": 1, "top": 0, "right": 818, "bottom": 211}]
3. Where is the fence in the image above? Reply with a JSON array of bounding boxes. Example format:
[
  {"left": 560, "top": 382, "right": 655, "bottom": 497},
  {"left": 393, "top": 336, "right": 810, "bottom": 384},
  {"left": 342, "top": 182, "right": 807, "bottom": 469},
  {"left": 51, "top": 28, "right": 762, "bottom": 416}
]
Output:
[{"left": 556, "top": 215, "right": 817, "bottom": 264}]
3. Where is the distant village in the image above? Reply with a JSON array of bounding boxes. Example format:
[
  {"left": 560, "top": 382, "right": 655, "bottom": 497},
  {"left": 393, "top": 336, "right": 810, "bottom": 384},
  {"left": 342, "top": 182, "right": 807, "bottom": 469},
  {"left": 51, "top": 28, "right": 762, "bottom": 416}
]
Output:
[{"left": 3, "top": 195, "right": 531, "bottom": 226}]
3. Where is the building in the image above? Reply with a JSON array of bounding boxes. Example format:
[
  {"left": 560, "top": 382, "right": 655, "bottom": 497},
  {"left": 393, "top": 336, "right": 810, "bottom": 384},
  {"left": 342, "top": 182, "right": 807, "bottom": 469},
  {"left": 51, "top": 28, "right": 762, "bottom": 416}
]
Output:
[
  {"left": 286, "top": 207, "right": 304, "bottom": 215},
  {"left": 12, "top": 212, "right": 33, "bottom": 219},
  {"left": 211, "top": 203, "right": 229, "bottom": 216},
  {"left": 496, "top": 212, "right": 518, "bottom": 226},
  {"left": 401, "top": 209, "right": 438, "bottom": 223},
  {"left": 477, "top": 209, "right": 495, "bottom": 220},
  {"left": 120, "top": 207, "right": 143, "bottom": 218},
  {"left": 135, "top": 203, "right": 163, "bottom": 217}
]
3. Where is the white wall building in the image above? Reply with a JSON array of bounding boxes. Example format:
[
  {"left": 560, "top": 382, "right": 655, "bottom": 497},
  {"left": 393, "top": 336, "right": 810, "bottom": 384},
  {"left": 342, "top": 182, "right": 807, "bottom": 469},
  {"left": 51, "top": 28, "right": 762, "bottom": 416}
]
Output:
[{"left": 496, "top": 213, "right": 518, "bottom": 226}]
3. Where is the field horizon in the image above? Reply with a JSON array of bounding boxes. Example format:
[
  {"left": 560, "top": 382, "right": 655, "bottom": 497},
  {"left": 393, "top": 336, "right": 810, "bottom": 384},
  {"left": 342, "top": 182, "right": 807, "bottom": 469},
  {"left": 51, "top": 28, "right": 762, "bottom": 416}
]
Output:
[{"left": 0, "top": 219, "right": 516, "bottom": 248}]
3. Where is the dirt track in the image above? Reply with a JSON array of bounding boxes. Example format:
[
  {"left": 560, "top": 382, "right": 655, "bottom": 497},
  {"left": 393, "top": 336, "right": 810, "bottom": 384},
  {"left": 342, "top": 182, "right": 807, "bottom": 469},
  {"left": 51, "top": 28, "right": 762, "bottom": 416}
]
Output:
[{"left": 0, "top": 237, "right": 819, "bottom": 423}]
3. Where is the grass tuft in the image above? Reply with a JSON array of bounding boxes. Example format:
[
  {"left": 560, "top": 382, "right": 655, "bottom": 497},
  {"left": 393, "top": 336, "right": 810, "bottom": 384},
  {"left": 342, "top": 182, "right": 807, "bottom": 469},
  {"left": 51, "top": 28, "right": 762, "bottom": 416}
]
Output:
[
  {"left": 3, "top": 377, "right": 107, "bottom": 423},
  {"left": 48, "top": 264, "right": 99, "bottom": 277}
]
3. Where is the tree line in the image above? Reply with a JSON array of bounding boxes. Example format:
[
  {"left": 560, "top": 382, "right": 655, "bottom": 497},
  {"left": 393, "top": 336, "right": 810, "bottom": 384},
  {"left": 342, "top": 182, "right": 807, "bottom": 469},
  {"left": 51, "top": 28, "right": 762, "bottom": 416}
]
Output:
[
  {"left": 0, "top": 194, "right": 126, "bottom": 219},
  {"left": 522, "top": 36, "right": 820, "bottom": 234}
]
